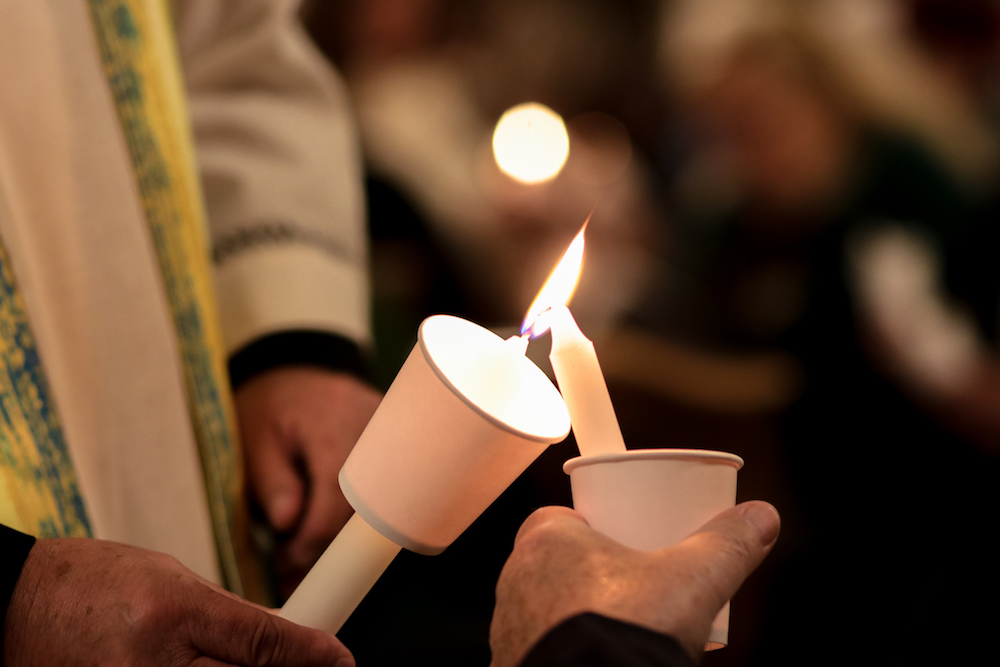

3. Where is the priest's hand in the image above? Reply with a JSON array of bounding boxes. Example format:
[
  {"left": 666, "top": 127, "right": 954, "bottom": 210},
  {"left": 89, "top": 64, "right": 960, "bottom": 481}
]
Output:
[
  {"left": 235, "top": 366, "right": 381, "bottom": 597},
  {"left": 2, "top": 537, "right": 354, "bottom": 667},
  {"left": 490, "top": 501, "right": 780, "bottom": 666}
]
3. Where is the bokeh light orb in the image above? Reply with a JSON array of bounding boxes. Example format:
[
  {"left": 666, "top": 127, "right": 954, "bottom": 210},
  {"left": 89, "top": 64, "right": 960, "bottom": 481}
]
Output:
[{"left": 492, "top": 103, "right": 570, "bottom": 184}]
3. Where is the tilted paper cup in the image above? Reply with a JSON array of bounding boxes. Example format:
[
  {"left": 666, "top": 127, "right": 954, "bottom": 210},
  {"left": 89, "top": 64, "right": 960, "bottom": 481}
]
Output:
[
  {"left": 282, "top": 315, "right": 569, "bottom": 634},
  {"left": 341, "top": 315, "right": 571, "bottom": 555},
  {"left": 564, "top": 449, "right": 744, "bottom": 649}
]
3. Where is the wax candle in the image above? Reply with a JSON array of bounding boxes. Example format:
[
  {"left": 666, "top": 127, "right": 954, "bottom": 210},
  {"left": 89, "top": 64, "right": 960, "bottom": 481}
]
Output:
[
  {"left": 545, "top": 305, "right": 627, "bottom": 456},
  {"left": 280, "top": 513, "right": 400, "bottom": 633}
]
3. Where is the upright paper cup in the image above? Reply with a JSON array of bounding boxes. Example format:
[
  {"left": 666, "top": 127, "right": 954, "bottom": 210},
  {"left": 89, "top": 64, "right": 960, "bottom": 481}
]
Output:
[{"left": 564, "top": 449, "right": 744, "bottom": 649}]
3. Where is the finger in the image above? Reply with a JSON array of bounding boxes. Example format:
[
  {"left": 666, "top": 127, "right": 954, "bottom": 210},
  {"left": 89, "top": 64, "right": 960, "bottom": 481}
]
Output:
[
  {"left": 284, "top": 445, "right": 353, "bottom": 570},
  {"left": 191, "top": 589, "right": 355, "bottom": 667},
  {"left": 674, "top": 501, "right": 780, "bottom": 609},
  {"left": 245, "top": 429, "right": 305, "bottom": 533},
  {"left": 513, "top": 506, "right": 589, "bottom": 547}
]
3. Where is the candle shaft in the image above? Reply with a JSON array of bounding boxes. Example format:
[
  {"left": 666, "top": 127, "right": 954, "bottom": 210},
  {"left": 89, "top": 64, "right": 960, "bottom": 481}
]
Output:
[
  {"left": 547, "top": 305, "right": 627, "bottom": 456},
  {"left": 279, "top": 513, "right": 401, "bottom": 634}
]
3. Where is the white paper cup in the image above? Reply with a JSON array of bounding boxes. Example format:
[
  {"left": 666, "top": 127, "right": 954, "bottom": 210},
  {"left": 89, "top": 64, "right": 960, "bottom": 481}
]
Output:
[
  {"left": 341, "top": 315, "right": 570, "bottom": 555},
  {"left": 564, "top": 449, "right": 744, "bottom": 649}
]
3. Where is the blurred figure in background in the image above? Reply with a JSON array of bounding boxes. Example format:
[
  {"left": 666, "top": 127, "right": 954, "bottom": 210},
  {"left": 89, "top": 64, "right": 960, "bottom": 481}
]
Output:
[
  {"left": 646, "top": 0, "right": 1000, "bottom": 663},
  {"left": 902, "top": 0, "right": 1000, "bottom": 449}
]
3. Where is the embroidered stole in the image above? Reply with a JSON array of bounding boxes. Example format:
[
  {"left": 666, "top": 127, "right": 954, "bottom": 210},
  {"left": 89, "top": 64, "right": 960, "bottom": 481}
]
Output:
[
  {"left": 0, "top": 0, "right": 266, "bottom": 602},
  {"left": 0, "top": 237, "right": 92, "bottom": 540},
  {"left": 84, "top": 0, "right": 267, "bottom": 601}
]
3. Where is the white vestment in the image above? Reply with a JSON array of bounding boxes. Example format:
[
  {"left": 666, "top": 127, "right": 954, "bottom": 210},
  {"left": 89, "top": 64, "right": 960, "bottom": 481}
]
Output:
[{"left": 0, "top": 0, "right": 369, "bottom": 583}]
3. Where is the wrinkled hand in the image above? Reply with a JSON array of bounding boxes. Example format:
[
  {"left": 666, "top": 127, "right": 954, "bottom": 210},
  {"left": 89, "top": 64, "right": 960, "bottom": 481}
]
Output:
[
  {"left": 2, "top": 538, "right": 354, "bottom": 667},
  {"left": 236, "top": 367, "right": 382, "bottom": 596},
  {"left": 490, "top": 502, "right": 780, "bottom": 666}
]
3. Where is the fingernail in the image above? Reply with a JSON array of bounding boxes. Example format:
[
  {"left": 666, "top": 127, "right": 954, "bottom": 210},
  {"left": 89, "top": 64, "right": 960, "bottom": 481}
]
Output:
[
  {"left": 269, "top": 492, "right": 297, "bottom": 528},
  {"left": 739, "top": 502, "right": 780, "bottom": 547}
]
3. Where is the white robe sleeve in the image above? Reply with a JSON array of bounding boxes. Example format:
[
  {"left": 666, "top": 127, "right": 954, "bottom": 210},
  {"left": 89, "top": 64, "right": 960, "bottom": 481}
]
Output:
[
  {"left": 171, "top": 0, "right": 370, "bottom": 355},
  {"left": 848, "top": 224, "right": 982, "bottom": 394}
]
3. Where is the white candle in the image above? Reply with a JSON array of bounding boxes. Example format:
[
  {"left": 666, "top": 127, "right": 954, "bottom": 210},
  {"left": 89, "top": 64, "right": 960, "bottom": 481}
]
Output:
[
  {"left": 546, "top": 305, "right": 627, "bottom": 456},
  {"left": 279, "top": 513, "right": 401, "bottom": 634}
]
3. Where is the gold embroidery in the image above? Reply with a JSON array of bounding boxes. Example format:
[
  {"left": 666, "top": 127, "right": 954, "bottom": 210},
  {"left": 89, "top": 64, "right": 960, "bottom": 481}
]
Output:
[
  {"left": 0, "top": 232, "right": 91, "bottom": 539},
  {"left": 87, "top": 0, "right": 265, "bottom": 601}
]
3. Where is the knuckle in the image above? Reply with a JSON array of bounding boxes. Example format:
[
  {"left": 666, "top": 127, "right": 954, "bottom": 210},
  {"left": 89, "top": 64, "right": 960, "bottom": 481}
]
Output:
[
  {"left": 698, "top": 530, "right": 756, "bottom": 568},
  {"left": 148, "top": 551, "right": 184, "bottom": 572},
  {"left": 512, "top": 521, "right": 558, "bottom": 555},
  {"left": 514, "top": 507, "right": 575, "bottom": 547},
  {"left": 683, "top": 531, "right": 758, "bottom": 604},
  {"left": 719, "top": 532, "right": 756, "bottom": 566},
  {"left": 127, "top": 580, "right": 180, "bottom": 635},
  {"left": 247, "top": 612, "right": 283, "bottom": 664}
]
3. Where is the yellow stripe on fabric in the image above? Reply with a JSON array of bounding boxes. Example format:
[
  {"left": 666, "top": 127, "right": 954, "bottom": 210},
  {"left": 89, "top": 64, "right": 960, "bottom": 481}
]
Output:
[
  {"left": 0, "top": 232, "right": 91, "bottom": 539},
  {"left": 86, "top": 0, "right": 264, "bottom": 600}
]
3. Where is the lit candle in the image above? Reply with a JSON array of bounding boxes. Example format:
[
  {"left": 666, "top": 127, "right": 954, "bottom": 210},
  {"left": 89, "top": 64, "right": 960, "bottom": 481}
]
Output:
[
  {"left": 545, "top": 305, "right": 626, "bottom": 456},
  {"left": 522, "top": 224, "right": 627, "bottom": 457}
]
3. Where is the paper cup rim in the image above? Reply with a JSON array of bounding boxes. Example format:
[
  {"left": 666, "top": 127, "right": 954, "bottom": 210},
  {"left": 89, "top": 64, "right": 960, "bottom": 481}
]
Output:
[
  {"left": 418, "top": 316, "right": 569, "bottom": 444},
  {"left": 563, "top": 448, "right": 745, "bottom": 474}
]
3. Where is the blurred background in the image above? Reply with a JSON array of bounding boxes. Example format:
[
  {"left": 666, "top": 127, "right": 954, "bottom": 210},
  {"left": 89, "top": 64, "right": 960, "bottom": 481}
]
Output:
[{"left": 301, "top": 0, "right": 1000, "bottom": 664}]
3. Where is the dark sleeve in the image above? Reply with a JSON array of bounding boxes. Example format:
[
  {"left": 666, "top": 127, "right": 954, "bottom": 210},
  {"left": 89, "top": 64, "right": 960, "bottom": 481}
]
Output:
[
  {"left": 1, "top": 524, "right": 36, "bottom": 655},
  {"left": 228, "top": 330, "right": 372, "bottom": 389},
  {"left": 517, "top": 613, "right": 696, "bottom": 667}
]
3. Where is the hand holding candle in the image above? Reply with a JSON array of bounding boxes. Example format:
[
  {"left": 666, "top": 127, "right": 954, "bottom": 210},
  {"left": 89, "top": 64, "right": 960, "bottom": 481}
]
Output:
[{"left": 528, "top": 223, "right": 747, "bottom": 649}]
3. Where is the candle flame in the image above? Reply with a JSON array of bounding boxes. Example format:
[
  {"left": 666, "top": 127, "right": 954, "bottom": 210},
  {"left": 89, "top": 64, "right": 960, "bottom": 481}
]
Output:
[{"left": 521, "top": 222, "right": 587, "bottom": 337}]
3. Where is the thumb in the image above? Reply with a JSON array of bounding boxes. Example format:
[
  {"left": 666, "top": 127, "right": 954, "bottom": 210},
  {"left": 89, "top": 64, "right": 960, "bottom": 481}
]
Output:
[
  {"left": 512, "top": 505, "right": 589, "bottom": 547},
  {"left": 246, "top": 431, "right": 305, "bottom": 532},
  {"left": 675, "top": 501, "right": 780, "bottom": 612},
  {"left": 656, "top": 501, "right": 780, "bottom": 660},
  {"left": 193, "top": 592, "right": 354, "bottom": 666}
]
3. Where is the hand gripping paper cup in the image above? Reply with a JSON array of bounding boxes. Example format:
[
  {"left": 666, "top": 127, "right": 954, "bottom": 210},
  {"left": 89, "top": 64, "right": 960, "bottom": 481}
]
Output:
[
  {"left": 280, "top": 315, "right": 570, "bottom": 634},
  {"left": 564, "top": 449, "right": 744, "bottom": 649}
]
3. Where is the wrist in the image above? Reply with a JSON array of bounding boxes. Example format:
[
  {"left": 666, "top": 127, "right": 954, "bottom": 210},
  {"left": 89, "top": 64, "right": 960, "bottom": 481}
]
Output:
[
  {"left": 1, "top": 529, "right": 38, "bottom": 665},
  {"left": 228, "top": 330, "right": 372, "bottom": 389}
]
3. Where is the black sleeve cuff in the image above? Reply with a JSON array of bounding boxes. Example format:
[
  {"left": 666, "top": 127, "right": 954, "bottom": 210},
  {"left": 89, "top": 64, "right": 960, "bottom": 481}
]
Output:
[
  {"left": 1, "top": 524, "right": 36, "bottom": 654},
  {"left": 517, "top": 613, "right": 695, "bottom": 667},
  {"left": 228, "top": 330, "right": 373, "bottom": 389}
]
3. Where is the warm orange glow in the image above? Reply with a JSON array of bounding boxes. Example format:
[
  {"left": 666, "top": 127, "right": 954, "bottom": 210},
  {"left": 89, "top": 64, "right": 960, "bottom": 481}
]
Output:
[{"left": 521, "top": 222, "right": 587, "bottom": 337}]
